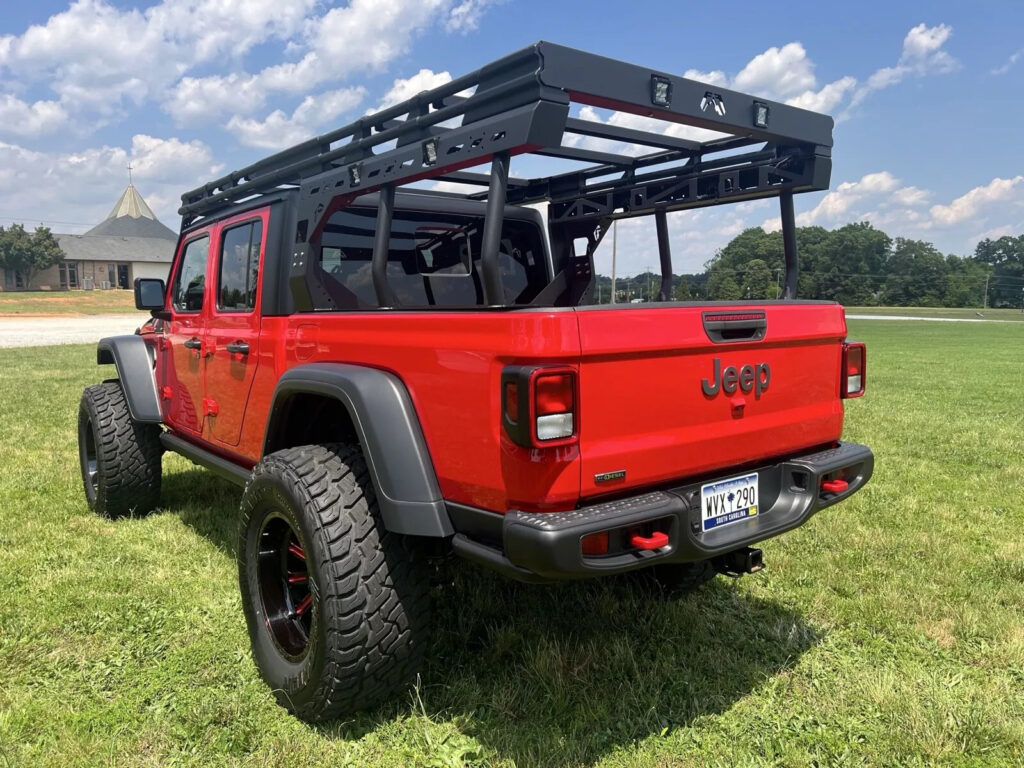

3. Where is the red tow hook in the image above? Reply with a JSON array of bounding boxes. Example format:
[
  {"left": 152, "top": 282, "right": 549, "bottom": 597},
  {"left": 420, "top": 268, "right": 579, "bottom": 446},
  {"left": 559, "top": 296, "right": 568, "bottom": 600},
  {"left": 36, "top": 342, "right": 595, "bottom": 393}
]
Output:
[
  {"left": 821, "top": 478, "right": 849, "bottom": 494},
  {"left": 630, "top": 531, "right": 669, "bottom": 550}
]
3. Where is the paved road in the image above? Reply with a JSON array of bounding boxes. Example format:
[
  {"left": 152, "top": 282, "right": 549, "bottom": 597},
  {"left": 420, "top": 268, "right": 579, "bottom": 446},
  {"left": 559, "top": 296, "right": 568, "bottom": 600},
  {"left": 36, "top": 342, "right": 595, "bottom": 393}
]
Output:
[{"left": 0, "top": 314, "right": 145, "bottom": 348}]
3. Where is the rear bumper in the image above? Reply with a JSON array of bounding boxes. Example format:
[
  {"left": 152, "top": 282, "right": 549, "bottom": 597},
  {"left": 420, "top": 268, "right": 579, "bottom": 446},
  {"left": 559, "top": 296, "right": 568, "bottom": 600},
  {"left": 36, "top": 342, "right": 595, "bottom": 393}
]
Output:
[{"left": 450, "top": 441, "right": 873, "bottom": 582}]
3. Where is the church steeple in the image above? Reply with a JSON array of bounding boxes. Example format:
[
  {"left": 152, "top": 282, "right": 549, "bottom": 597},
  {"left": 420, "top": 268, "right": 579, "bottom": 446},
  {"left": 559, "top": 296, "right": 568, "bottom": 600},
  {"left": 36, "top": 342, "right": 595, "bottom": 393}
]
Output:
[{"left": 83, "top": 182, "right": 177, "bottom": 241}]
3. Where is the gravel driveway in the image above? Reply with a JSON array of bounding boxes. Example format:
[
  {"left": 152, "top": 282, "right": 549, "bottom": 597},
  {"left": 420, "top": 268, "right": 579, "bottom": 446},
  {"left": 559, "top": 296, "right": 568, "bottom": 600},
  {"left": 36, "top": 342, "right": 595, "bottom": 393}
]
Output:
[{"left": 0, "top": 314, "right": 146, "bottom": 348}]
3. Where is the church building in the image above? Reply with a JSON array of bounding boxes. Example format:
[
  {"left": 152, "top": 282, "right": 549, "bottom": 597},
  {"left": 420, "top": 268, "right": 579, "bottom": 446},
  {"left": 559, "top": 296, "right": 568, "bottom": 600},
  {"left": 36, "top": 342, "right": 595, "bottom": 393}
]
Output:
[{"left": 1, "top": 184, "right": 177, "bottom": 291}]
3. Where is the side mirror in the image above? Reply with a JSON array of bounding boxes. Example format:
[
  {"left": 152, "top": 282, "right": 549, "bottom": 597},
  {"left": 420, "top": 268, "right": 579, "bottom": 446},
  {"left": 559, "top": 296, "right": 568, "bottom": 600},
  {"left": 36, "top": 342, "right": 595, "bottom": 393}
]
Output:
[{"left": 134, "top": 277, "right": 166, "bottom": 313}]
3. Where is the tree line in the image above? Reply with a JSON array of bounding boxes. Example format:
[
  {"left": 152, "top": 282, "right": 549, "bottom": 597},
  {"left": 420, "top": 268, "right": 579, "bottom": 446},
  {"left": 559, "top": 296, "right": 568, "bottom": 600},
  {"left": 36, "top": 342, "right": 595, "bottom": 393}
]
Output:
[{"left": 594, "top": 222, "right": 1024, "bottom": 308}]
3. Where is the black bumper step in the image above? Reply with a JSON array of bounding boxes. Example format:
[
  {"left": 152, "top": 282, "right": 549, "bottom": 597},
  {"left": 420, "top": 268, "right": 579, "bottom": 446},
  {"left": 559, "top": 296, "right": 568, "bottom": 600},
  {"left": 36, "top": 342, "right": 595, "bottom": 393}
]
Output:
[{"left": 452, "top": 441, "right": 873, "bottom": 582}]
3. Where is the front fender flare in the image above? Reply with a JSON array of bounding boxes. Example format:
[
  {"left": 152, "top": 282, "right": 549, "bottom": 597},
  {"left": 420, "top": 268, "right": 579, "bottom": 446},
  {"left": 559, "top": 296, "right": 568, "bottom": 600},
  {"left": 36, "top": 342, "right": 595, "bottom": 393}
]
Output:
[
  {"left": 96, "top": 335, "right": 162, "bottom": 423},
  {"left": 264, "top": 363, "right": 453, "bottom": 538}
]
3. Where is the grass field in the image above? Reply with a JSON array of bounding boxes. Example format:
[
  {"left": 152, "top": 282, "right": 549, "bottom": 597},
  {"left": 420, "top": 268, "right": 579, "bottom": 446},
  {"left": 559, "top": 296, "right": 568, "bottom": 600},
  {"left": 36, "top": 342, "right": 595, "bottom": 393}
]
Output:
[
  {"left": 0, "top": 321, "right": 1022, "bottom": 767},
  {"left": 845, "top": 305, "right": 1024, "bottom": 322},
  {"left": 0, "top": 289, "right": 140, "bottom": 316}
]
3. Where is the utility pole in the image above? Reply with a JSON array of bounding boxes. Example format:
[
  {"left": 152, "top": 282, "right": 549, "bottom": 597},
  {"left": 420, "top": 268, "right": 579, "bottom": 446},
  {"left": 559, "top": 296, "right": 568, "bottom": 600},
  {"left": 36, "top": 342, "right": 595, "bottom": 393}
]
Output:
[
  {"left": 984, "top": 273, "right": 991, "bottom": 309},
  {"left": 646, "top": 265, "right": 652, "bottom": 301},
  {"left": 610, "top": 220, "right": 617, "bottom": 304}
]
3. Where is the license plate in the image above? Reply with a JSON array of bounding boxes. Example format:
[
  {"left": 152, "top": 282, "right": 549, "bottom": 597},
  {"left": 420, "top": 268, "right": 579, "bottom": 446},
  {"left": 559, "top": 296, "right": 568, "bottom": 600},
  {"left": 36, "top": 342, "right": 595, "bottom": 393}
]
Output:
[{"left": 700, "top": 472, "right": 759, "bottom": 531}]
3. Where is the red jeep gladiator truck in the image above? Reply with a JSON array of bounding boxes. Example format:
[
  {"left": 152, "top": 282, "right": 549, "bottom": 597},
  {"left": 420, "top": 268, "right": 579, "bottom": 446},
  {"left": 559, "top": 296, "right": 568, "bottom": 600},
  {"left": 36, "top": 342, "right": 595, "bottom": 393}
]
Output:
[{"left": 77, "top": 42, "right": 872, "bottom": 721}]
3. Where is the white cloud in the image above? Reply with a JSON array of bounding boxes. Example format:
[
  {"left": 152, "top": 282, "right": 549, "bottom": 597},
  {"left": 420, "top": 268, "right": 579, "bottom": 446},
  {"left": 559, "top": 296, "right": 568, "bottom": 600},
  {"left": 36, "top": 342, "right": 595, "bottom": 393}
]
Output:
[
  {"left": 376, "top": 69, "right": 453, "bottom": 111},
  {"left": 164, "top": 73, "right": 274, "bottom": 127},
  {"left": 786, "top": 76, "right": 857, "bottom": 113},
  {"left": 928, "top": 176, "right": 1024, "bottom": 227},
  {"left": 992, "top": 49, "right": 1022, "bottom": 75},
  {"left": 0, "top": 95, "right": 68, "bottom": 136},
  {"left": 162, "top": 0, "right": 450, "bottom": 126},
  {"left": 761, "top": 171, "right": 908, "bottom": 231},
  {"left": 756, "top": 172, "right": 1024, "bottom": 259},
  {"left": 446, "top": 0, "right": 501, "bottom": 32},
  {"left": 847, "top": 23, "right": 957, "bottom": 110},
  {"left": 226, "top": 86, "right": 365, "bottom": 149},
  {"left": 683, "top": 68, "right": 728, "bottom": 88},
  {"left": 733, "top": 42, "right": 817, "bottom": 99},
  {"left": 890, "top": 186, "right": 930, "bottom": 207},
  {"left": 0, "top": 0, "right": 494, "bottom": 136},
  {"left": 0, "top": 134, "right": 220, "bottom": 230}
]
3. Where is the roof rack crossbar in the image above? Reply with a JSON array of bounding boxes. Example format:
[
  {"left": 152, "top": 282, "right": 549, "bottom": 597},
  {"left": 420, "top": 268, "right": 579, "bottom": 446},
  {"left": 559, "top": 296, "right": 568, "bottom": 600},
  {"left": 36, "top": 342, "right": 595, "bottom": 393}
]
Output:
[
  {"left": 180, "top": 40, "right": 833, "bottom": 240},
  {"left": 563, "top": 117, "right": 701, "bottom": 153}
]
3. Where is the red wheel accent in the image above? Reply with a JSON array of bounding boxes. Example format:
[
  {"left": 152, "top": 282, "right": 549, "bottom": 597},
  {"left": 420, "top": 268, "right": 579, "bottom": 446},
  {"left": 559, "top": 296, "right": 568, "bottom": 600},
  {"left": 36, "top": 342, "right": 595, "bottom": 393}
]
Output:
[{"left": 256, "top": 516, "right": 314, "bottom": 658}]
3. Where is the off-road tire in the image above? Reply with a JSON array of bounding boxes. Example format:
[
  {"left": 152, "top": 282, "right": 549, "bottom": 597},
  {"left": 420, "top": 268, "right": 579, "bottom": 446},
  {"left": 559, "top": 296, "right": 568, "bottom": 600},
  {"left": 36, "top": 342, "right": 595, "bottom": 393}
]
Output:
[
  {"left": 238, "top": 443, "right": 431, "bottom": 721},
  {"left": 77, "top": 381, "right": 162, "bottom": 518},
  {"left": 646, "top": 560, "right": 718, "bottom": 594}
]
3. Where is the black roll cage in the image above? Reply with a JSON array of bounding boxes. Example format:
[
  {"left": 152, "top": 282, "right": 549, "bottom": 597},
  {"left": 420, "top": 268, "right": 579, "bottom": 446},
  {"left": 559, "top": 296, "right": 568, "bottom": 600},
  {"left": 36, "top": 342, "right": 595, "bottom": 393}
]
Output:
[{"left": 180, "top": 41, "right": 832, "bottom": 308}]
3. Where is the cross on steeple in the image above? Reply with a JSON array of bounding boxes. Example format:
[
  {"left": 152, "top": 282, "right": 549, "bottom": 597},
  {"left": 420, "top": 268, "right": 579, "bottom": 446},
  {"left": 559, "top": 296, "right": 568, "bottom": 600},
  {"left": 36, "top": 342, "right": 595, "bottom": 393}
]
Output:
[{"left": 127, "top": 162, "right": 133, "bottom": 185}]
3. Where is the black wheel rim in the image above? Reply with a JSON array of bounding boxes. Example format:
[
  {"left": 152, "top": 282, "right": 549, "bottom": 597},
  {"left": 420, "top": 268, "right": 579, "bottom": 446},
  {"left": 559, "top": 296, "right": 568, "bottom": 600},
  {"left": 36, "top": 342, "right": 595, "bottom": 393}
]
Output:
[
  {"left": 81, "top": 417, "right": 99, "bottom": 497},
  {"left": 257, "top": 513, "right": 314, "bottom": 659}
]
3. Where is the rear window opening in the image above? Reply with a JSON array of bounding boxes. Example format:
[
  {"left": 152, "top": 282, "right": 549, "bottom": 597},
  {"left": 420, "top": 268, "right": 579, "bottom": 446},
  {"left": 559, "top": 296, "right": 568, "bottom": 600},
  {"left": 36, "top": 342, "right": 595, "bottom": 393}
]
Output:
[{"left": 313, "top": 206, "right": 549, "bottom": 310}]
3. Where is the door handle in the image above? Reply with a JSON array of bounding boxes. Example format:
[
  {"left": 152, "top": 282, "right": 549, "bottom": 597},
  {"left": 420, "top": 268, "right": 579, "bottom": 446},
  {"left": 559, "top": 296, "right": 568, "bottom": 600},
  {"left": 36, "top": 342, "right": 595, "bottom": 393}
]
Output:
[
  {"left": 183, "top": 337, "right": 201, "bottom": 350},
  {"left": 226, "top": 341, "right": 250, "bottom": 356}
]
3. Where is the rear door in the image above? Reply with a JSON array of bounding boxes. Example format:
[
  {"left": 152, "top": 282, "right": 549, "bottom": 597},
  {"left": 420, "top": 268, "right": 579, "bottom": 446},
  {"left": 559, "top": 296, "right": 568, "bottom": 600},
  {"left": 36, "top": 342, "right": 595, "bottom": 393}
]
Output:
[
  {"left": 203, "top": 210, "right": 267, "bottom": 447},
  {"left": 163, "top": 232, "right": 213, "bottom": 436},
  {"left": 575, "top": 302, "right": 847, "bottom": 500}
]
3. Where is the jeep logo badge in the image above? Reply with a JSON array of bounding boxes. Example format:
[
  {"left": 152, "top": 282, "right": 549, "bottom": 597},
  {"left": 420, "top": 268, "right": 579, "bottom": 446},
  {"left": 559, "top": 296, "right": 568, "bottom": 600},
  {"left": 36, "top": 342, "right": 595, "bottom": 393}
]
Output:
[{"left": 702, "top": 358, "right": 770, "bottom": 398}]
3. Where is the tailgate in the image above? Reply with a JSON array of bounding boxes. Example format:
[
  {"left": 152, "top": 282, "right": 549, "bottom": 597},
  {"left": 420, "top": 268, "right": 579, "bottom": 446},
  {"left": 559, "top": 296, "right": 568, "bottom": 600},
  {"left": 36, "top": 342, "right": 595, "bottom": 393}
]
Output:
[{"left": 575, "top": 303, "right": 847, "bottom": 500}]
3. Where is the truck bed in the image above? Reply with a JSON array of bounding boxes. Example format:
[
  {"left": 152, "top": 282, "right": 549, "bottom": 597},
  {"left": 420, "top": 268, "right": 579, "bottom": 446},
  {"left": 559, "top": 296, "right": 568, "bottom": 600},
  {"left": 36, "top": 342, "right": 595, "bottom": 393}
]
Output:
[{"left": 213, "top": 301, "right": 848, "bottom": 514}]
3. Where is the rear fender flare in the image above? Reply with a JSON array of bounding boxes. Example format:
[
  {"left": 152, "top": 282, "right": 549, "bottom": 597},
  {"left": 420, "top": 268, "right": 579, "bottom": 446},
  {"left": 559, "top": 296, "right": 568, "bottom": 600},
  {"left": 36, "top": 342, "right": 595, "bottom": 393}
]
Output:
[
  {"left": 263, "top": 363, "right": 453, "bottom": 538},
  {"left": 96, "top": 335, "right": 162, "bottom": 423}
]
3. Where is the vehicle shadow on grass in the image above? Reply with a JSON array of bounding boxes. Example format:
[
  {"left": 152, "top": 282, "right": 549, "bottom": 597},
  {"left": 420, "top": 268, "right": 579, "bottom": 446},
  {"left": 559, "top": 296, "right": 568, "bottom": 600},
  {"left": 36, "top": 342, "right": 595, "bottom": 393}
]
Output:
[
  {"left": 163, "top": 468, "right": 820, "bottom": 767},
  {"left": 161, "top": 467, "right": 242, "bottom": 555},
  {"left": 411, "top": 567, "right": 820, "bottom": 767}
]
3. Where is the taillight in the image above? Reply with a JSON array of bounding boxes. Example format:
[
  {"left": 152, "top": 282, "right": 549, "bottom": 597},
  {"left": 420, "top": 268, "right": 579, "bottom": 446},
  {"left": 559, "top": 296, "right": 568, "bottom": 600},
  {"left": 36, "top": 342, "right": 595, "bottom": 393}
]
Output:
[
  {"left": 842, "top": 342, "right": 866, "bottom": 398},
  {"left": 534, "top": 373, "right": 574, "bottom": 441},
  {"left": 501, "top": 366, "right": 578, "bottom": 447}
]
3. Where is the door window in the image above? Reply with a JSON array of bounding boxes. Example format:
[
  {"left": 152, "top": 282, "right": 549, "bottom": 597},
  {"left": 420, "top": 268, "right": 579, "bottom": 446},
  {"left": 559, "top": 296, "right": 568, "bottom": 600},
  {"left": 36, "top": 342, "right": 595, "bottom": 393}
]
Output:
[
  {"left": 172, "top": 236, "right": 210, "bottom": 312},
  {"left": 217, "top": 220, "right": 263, "bottom": 312}
]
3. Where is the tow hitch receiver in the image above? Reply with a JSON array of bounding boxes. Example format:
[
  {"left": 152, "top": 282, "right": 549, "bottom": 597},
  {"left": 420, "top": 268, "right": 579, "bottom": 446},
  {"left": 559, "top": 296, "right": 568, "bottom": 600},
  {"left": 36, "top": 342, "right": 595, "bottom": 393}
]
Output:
[{"left": 714, "top": 547, "right": 764, "bottom": 577}]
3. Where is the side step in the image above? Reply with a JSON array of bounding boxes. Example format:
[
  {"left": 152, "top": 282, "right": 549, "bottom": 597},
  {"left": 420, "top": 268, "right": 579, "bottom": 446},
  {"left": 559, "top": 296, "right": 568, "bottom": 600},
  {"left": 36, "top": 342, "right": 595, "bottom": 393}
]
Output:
[{"left": 160, "top": 432, "right": 251, "bottom": 487}]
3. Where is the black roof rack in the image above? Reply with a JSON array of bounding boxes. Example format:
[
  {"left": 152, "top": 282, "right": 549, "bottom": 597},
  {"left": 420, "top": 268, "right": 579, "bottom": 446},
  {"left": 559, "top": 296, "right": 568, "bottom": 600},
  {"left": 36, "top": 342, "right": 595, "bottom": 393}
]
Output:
[{"left": 180, "top": 42, "right": 834, "bottom": 307}]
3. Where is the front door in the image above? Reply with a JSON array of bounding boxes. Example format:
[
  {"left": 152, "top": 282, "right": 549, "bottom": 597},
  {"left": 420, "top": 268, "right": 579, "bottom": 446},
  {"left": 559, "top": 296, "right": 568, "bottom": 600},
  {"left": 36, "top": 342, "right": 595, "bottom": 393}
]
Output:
[
  {"left": 163, "top": 233, "right": 212, "bottom": 436},
  {"left": 203, "top": 212, "right": 266, "bottom": 447}
]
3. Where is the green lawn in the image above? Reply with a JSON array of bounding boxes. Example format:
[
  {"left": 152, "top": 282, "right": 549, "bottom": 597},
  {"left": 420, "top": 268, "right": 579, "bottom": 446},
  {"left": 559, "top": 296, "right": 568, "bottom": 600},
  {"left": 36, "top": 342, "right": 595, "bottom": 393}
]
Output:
[
  {"left": 845, "top": 305, "right": 1024, "bottom": 322},
  {"left": 0, "top": 322, "right": 1022, "bottom": 767},
  {"left": 0, "top": 289, "right": 141, "bottom": 316}
]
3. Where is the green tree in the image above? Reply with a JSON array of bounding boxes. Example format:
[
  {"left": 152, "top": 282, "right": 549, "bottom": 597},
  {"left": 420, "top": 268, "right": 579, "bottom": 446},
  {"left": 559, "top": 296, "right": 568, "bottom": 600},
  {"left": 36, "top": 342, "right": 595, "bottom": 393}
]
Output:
[
  {"left": 0, "top": 224, "right": 64, "bottom": 289},
  {"left": 740, "top": 258, "right": 774, "bottom": 299},
  {"left": 943, "top": 256, "right": 990, "bottom": 307},
  {"left": 973, "top": 235, "right": 1024, "bottom": 307},
  {"left": 706, "top": 268, "right": 741, "bottom": 300},
  {"left": 806, "top": 223, "right": 890, "bottom": 305},
  {"left": 673, "top": 276, "right": 691, "bottom": 301},
  {"left": 881, "top": 238, "right": 948, "bottom": 306}
]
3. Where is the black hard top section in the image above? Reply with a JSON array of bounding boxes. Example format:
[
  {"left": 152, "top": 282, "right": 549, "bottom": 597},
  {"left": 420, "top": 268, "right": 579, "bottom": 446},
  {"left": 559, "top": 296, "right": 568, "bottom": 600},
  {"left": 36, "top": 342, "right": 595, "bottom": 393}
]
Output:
[{"left": 179, "top": 41, "right": 833, "bottom": 229}]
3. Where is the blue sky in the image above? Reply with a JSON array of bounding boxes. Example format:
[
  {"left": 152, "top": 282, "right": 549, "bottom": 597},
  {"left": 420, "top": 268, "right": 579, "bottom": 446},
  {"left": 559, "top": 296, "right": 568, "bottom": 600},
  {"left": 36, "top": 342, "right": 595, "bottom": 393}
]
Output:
[{"left": 1, "top": 0, "right": 1022, "bottom": 275}]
